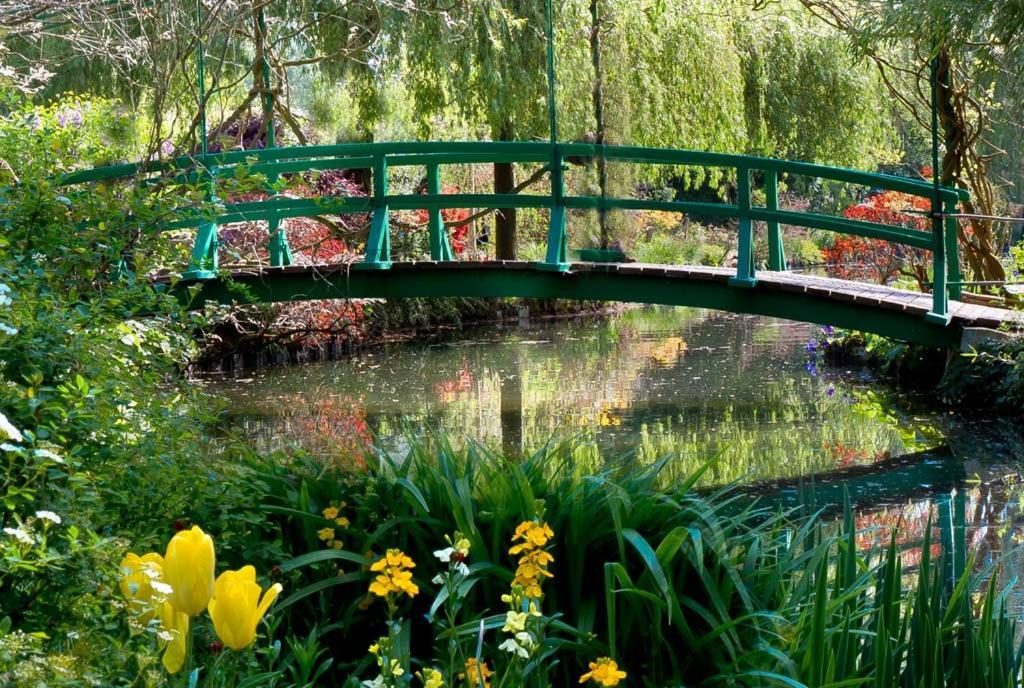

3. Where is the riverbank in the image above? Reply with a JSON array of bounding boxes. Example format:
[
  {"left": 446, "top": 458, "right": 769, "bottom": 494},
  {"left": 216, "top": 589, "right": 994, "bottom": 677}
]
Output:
[
  {"left": 192, "top": 297, "right": 622, "bottom": 372},
  {"left": 820, "top": 328, "right": 1024, "bottom": 414}
]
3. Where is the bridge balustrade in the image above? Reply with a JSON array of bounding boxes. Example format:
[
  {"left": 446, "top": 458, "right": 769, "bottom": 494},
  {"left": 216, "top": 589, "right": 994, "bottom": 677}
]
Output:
[{"left": 58, "top": 141, "right": 966, "bottom": 324}]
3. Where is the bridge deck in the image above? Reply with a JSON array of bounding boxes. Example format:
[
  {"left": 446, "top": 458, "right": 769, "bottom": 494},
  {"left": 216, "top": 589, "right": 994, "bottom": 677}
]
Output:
[{"left": 171, "top": 261, "right": 1021, "bottom": 348}]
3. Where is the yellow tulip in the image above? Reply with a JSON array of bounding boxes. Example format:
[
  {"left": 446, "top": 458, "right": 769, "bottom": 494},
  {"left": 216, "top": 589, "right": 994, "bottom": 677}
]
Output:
[
  {"left": 158, "top": 600, "right": 189, "bottom": 674},
  {"left": 207, "top": 565, "right": 283, "bottom": 651},
  {"left": 119, "top": 552, "right": 166, "bottom": 624},
  {"left": 163, "top": 525, "right": 216, "bottom": 617}
]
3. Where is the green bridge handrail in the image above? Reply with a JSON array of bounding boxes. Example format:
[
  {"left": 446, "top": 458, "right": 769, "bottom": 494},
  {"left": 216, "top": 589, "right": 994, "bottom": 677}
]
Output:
[{"left": 56, "top": 141, "right": 966, "bottom": 325}]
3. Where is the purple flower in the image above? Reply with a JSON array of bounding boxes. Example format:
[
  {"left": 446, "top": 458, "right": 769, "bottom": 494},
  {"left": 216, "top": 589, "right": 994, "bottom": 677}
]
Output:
[
  {"left": 56, "top": 108, "right": 83, "bottom": 128},
  {"left": 821, "top": 325, "right": 835, "bottom": 337},
  {"left": 805, "top": 339, "right": 818, "bottom": 354},
  {"left": 805, "top": 361, "right": 818, "bottom": 377},
  {"left": 161, "top": 140, "right": 175, "bottom": 156},
  {"left": 826, "top": 386, "right": 835, "bottom": 397}
]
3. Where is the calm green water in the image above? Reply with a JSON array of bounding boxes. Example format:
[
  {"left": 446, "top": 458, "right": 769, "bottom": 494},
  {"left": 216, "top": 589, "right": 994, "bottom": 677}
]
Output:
[{"left": 205, "top": 306, "right": 1024, "bottom": 578}]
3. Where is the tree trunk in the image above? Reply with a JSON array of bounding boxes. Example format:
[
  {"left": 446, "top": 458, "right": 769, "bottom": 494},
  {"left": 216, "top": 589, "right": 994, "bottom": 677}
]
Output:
[
  {"left": 494, "top": 123, "right": 516, "bottom": 260},
  {"left": 935, "top": 49, "right": 1006, "bottom": 283}
]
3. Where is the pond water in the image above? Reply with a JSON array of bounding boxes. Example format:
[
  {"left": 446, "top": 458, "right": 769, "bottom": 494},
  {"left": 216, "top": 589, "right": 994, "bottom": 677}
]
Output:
[{"left": 204, "top": 305, "right": 1024, "bottom": 580}]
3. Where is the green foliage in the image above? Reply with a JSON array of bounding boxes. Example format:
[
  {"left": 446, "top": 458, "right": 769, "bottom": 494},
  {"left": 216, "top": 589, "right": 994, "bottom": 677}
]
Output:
[{"left": 740, "top": 10, "right": 897, "bottom": 169}]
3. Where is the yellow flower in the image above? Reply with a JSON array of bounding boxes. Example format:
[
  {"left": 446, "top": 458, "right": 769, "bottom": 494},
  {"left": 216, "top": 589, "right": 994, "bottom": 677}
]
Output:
[
  {"left": 510, "top": 529, "right": 554, "bottom": 600},
  {"left": 164, "top": 525, "right": 216, "bottom": 617},
  {"left": 509, "top": 521, "right": 554, "bottom": 555},
  {"left": 418, "top": 667, "right": 445, "bottom": 688},
  {"left": 317, "top": 527, "right": 335, "bottom": 542},
  {"left": 207, "top": 565, "right": 283, "bottom": 651},
  {"left": 459, "top": 658, "right": 493, "bottom": 687},
  {"left": 119, "top": 552, "right": 166, "bottom": 623},
  {"left": 322, "top": 506, "right": 339, "bottom": 520},
  {"left": 369, "top": 548, "right": 419, "bottom": 599},
  {"left": 158, "top": 600, "right": 189, "bottom": 674},
  {"left": 579, "top": 657, "right": 627, "bottom": 686},
  {"left": 336, "top": 516, "right": 350, "bottom": 528}
]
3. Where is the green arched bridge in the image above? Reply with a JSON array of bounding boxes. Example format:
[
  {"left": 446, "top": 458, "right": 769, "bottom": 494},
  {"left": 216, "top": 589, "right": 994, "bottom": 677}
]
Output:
[{"left": 61, "top": 141, "right": 1018, "bottom": 350}]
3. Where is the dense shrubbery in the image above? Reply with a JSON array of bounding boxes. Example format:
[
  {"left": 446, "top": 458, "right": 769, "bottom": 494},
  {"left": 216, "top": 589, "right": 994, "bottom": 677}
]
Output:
[{"left": 818, "top": 328, "right": 1024, "bottom": 414}]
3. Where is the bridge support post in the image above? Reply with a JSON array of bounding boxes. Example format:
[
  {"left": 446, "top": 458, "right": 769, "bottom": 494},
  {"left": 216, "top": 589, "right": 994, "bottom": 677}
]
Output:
[
  {"left": 359, "top": 153, "right": 392, "bottom": 269},
  {"left": 183, "top": 170, "right": 219, "bottom": 280},
  {"left": 729, "top": 166, "right": 757, "bottom": 288},
  {"left": 427, "top": 162, "right": 454, "bottom": 261},
  {"left": 925, "top": 194, "right": 951, "bottom": 326},
  {"left": 540, "top": 146, "right": 569, "bottom": 272},
  {"left": 269, "top": 217, "right": 293, "bottom": 267},
  {"left": 766, "top": 170, "right": 787, "bottom": 271}
]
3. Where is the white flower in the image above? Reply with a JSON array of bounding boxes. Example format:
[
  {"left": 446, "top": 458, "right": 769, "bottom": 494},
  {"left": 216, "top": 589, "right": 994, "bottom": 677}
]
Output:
[
  {"left": 33, "top": 448, "right": 64, "bottom": 464},
  {"left": 4, "top": 527, "right": 33, "bottom": 544},
  {"left": 0, "top": 412, "right": 23, "bottom": 442},
  {"left": 433, "top": 547, "right": 455, "bottom": 562},
  {"left": 34, "top": 510, "right": 61, "bottom": 524},
  {"left": 0, "top": 323, "right": 17, "bottom": 336},
  {"left": 515, "top": 631, "right": 534, "bottom": 646},
  {"left": 455, "top": 561, "right": 470, "bottom": 576},
  {"left": 499, "top": 638, "right": 529, "bottom": 659},
  {"left": 362, "top": 677, "right": 385, "bottom": 688}
]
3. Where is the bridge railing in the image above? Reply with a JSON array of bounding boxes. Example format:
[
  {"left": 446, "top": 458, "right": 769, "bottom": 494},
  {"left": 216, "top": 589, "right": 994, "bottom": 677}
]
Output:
[{"left": 57, "top": 141, "right": 967, "bottom": 324}]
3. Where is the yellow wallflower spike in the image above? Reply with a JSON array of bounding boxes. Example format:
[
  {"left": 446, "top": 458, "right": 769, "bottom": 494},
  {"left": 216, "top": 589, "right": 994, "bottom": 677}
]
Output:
[
  {"left": 164, "top": 525, "right": 216, "bottom": 616},
  {"left": 368, "top": 548, "right": 419, "bottom": 599},
  {"left": 579, "top": 657, "right": 627, "bottom": 686},
  {"left": 158, "top": 600, "right": 189, "bottom": 674},
  {"left": 508, "top": 521, "right": 555, "bottom": 601},
  {"left": 119, "top": 551, "right": 166, "bottom": 624},
  {"left": 459, "top": 658, "right": 493, "bottom": 687},
  {"left": 207, "top": 565, "right": 283, "bottom": 651}
]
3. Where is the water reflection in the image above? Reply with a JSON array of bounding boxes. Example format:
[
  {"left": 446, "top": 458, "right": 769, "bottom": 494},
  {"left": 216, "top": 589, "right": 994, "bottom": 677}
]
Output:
[
  {"left": 204, "top": 306, "right": 1024, "bottom": 580},
  {"left": 208, "top": 307, "right": 940, "bottom": 483}
]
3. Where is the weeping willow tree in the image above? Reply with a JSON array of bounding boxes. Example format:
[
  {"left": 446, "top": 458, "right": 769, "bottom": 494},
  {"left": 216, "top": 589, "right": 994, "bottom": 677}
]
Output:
[
  {"left": 797, "top": 0, "right": 1024, "bottom": 283},
  {"left": 384, "top": 0, "right": 576, "bottom": 259},
  {"left": 1, "top": 0, "right": 408, "bottom": 156}
]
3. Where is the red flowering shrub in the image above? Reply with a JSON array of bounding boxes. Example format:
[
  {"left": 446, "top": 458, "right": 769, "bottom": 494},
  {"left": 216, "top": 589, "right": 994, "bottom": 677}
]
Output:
[
  {"left": 411, "top": 184, "right": 471, "bottom": 254},
  {"left": 822, "top": 190, "right": 931, "bottom": 287}
]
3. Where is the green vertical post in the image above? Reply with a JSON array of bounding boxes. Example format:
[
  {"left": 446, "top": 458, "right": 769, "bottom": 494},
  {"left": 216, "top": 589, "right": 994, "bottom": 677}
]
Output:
[
  {"left": 729, "top": 166, "right": 756, "bottom": 288},
  {"left": 539, "top": 0, "right": 568, "bottom": 272},
  {"left": 765, "top": 170, "right": 786, "bottom": 271},
  {"left": 360, "top": 154, "right": 392, "bottom": 269},
  {"left": 543, "top": 149, "right": 569, "bottom": 270},
  {"left": 545, "top": 0, "right": 558, "bottom": 146},
  {"left": 925, "top": 47, "right": 949, "bottom": 324},
  {"left": 183, "top": 0, "right": 217, "bottom": 281},
  {"left": 259, "top": 6, "right": 292, "bottom": 268},
  {"left": 196, "top": 0, "right": 208, "bottom": 158},
  {"left": 427, "top": 162, "right": 454, "bottom": 261},
  {"left": 926, "top": 219, "right": 949, "bottom": 324},
  {"left": 945, "top": 196, "right": 962, "bottom": 300}
]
